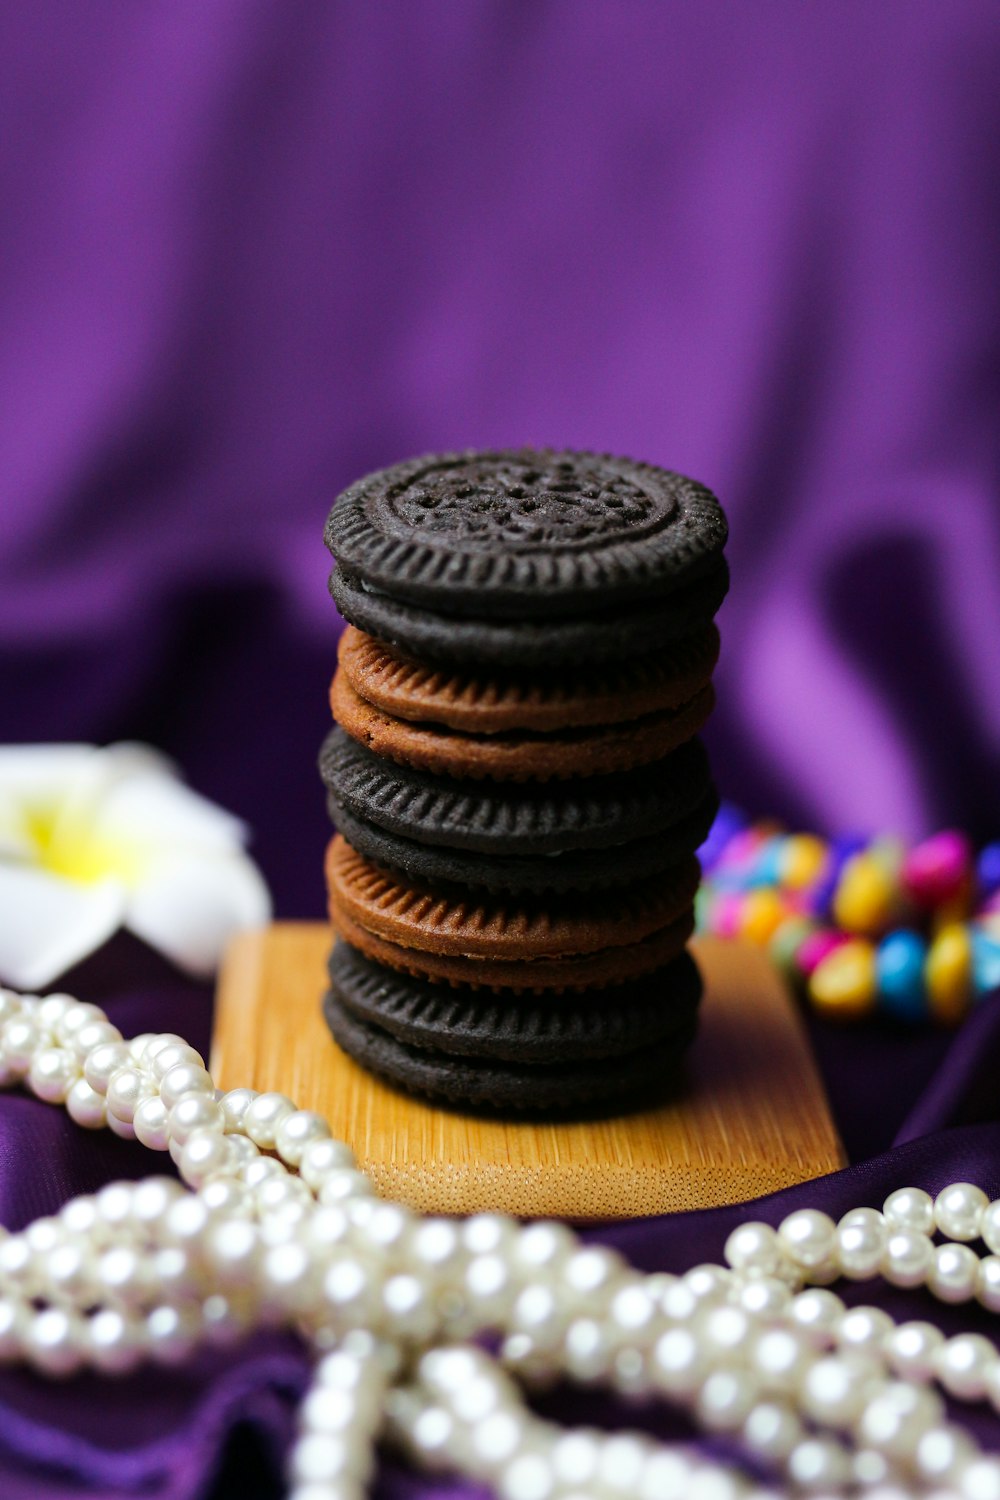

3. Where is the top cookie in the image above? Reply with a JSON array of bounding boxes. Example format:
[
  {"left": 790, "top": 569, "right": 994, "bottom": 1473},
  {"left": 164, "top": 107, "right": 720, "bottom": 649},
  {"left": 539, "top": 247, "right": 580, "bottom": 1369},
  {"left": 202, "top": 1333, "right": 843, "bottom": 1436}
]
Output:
[{"left": 325, "top": 448, "right": 727, "bottom": 619}]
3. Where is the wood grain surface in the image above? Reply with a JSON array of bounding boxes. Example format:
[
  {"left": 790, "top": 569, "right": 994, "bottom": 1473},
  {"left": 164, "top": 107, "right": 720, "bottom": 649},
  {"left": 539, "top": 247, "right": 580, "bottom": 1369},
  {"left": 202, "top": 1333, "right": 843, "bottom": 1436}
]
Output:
[{"left": 212, "top": 925, "right": 844, "bottom": 1222}]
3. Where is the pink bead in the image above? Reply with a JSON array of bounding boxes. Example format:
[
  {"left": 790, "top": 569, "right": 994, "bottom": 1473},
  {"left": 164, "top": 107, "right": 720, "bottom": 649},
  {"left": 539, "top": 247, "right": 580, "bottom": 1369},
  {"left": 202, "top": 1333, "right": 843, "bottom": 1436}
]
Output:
[
  {"left": 716, "top": 827, "right": 769, "bottom": 872},
  {"left": 902, "top": 830, "right": 972, "bottom": 908},
  {"left": 796, "top": 928, "right": 850, "bottom": 977},
  {"left": 713, "top": 892, "right": 745, "bottom": 938}
]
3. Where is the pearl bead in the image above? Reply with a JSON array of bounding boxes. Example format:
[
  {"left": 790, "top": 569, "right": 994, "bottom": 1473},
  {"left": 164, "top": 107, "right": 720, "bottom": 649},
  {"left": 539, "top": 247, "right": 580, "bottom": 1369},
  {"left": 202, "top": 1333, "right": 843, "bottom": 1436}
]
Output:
[
  {"left": 962, "top": 1459, "right": 1000, "bottom": 1500},
  {"left": 837, "top": 1305, "right": 894, "bottom": 1353},
  {"left": 860, "top": 1383, "right": 946, "bottom": 1461},
  {"left": 513, "top": 1222, "right": 575, "bottom": 1274},
  {"left": 243, "top": 1091, "right": 296, "bottom": 1149},
  {"left": 563, "top": 1247, "right": 624, "bottom": 1302},
  {"left": 67, "top": 1019, "right": 122, "bottom": 1060},
  {"left": 87, "top": 1308, "right": 145, "bottom": 1373},
  {"left": 149, "top": 1042, "right": 204, "bottom": 1082},
  {"left": 789, "top": 1288, "right": 845, "bottom": 1346},
  {"left": 36, "top": 994, "right": 75, "bottom": 1030},
  {"left": 778, "top": 1209, "right": 836, "bottom": 1269},
  {"left": 885, "top": 1321, "right": 945, "bottom": 1382},
  {"left": 977, "top": 1255, "right": 1000, "bottom": 1312},
  {"left": 929, "top": 1242, "right": 979, "bottom": 1303},
  {"left": 1, "top": 1017, "right": 44, "bottom": 1076},
  {"left": 275, "top": 1110, "right": 332, "bottom": 1167},
  {"left": 53, "top": 1002, "right": 106, "bottom": 1043},
  {"left": 750, "top": 1327, "right": 809, "bottom": 1392},
  {"left": 65, "top": 1077, "right": 107, "bottom": 1129},
  {"left": 27, "top": 1046, "right": 81, "bottom": 1103},
  {"left": 883, "top": 1186, "right": 935, "bottom": 1234},
  {"left": 735, "top": 1275, "right": 791, "bottom": 1318},
  {"left": 147, "top": 1305, "right": 201, "bottom": 1365},
  {"left": 935, "top": 1333, "right": 997, "bottom": 1400},
  {"left": 650, "top": 1327, "right": 708, "bottom": 1397},
  {"left": 218, "top": 1087, "right": 257, "bottom": 1132},
  {"left": 159, "top": 1062, "right": 214, "bottom": 1110},
  {"left": 786, "top": 1435, "right": 851, "bottom": 1491},
  {"left": 498, "top": 1450, "right": 556, "bottom": 1500},
  {"left": 25, "top": 1307, "right": 85, "bottom": 1377},
  {"left": 935, "top": 1182, "right": 989, "bottom": 1242},
  {"left": 319, "top": 1170, "right": 373, "bottom": 1206},
  {"left": 105, "top": 1066, "right": 154, "bottom": 1123},
  {"left": 106, "top": 1110, "right": 137, "bottom": 1141},
  {"left": 882, "top": 1228, "right": 934, "bottom": 1288},
  {"left": 723, "top": 1221, "right": 785, "bottom": 1278},
  {"left": 299, "top": 1137, "right": 358, "bottom": 1189},
  {"left": 801, "top": 1353, "right": 875, "bottom": 1426},
  {"left": 741, "top": 1399, "right": 803, "bottom": 1462},
  {"left": 461, "top": 1214, "right": 518, "bottom": 1258},
  {"left": 82, "top": 1040, "right": 131, "bottom": 1094},
  {"left": 915, "top": 1424, "right": 975, "bottom": 1483},
  {"left": 836, "top": 1216, "right": 887, "bottom": 1279},
  {"left": 550, "top": 1430, "right": 601, "bottom": 1487},
  {"left": 695, "top": 1368, "right": 757, "bottom": 1431},
  {"left": 167, "top": 1094, "right": 225, "bottom": 1147},
  {"left": 178, "top": 1130, "right": 238, "bottom": 1187},
  {"left": 979, "top": 1199, "right": 1000, "bottom": 1253},
  {"left": 133, "top": 1095, "right": 171, "bottom": 1150}
]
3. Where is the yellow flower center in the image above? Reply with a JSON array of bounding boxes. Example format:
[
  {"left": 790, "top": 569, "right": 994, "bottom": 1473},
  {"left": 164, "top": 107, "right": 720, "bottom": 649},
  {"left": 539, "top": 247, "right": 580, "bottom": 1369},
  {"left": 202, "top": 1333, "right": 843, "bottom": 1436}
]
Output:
[{"left": 26, "top": 806, "right": 146, "bottom": 886}]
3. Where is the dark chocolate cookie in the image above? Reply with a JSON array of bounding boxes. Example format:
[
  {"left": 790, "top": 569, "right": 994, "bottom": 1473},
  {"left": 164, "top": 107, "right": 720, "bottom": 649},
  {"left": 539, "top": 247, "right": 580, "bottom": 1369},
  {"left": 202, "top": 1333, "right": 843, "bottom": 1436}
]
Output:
[
  {"left": 325, "top": 449, "right": 727, "bottom": 618},
  {"left": 318, "top": 728, "right": 714, "bottom": 856},
  {"left": 326, "top": 786, "right": 717, "bottom": 894},
  {"left": 329, "top": 558, "right": 729, "bottom": 669},
  {"left": 328, "top": 940, "right": 702, "bottom": 1064},
  {"left": 323, "top": 990, "right": 697, "bottom": 1115}
]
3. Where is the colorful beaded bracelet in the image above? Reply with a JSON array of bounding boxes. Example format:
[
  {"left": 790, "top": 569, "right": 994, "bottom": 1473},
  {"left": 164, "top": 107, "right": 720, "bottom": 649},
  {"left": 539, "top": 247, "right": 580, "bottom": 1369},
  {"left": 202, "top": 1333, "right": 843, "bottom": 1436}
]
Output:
[{"left": 696, "top": 805, "right": 1000, "bottom": 1024}]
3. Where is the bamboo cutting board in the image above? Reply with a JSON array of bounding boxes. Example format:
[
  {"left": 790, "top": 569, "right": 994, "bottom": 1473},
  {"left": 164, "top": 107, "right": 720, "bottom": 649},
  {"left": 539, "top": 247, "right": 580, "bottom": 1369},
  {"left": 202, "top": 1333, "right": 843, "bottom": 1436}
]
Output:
[{"left": 212, "top": 926, "right": 843, "bottom": 1221}]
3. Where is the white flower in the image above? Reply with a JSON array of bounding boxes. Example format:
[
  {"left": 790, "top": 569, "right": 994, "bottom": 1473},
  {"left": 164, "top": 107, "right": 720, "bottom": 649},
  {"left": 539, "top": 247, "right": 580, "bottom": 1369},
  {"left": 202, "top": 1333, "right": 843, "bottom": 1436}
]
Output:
[{"left": 0, "top": 743, "right": 271, "bottom": 988}]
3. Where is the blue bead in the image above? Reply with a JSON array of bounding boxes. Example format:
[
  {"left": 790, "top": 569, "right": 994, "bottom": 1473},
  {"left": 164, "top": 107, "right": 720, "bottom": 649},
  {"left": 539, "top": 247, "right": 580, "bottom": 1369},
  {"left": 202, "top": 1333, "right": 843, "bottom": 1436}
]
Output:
[
  {"left": 978, "top": 843, "right": 1000, "bottom": 898},
  {"left": 698, "top": 802, "right": 748, "bottom": 872},
  {"left": 972, "top": 931, "right": 1000, "bottom": 1000},
  {"left": 876, "top": 930, "right": 928, "bottom": 1021},
  {"left": 749, "top": 837, "right": 785, "bottom": 888}
]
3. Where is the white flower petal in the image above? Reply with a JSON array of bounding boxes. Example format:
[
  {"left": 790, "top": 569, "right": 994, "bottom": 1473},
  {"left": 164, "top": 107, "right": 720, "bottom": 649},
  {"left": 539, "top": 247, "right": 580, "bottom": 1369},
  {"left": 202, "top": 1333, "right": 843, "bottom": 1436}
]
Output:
[
  {"left": 96, "top": 771, "right": 248, "bottom": 856},
  {"left": 0, "top": 744, "right": 98, "bottom": 804},
  {"left": 0, "top": 865, "right": 126, "bottom": 990},
  {"left": 125, "top": 849, "right": 271, "bottom": 976}
]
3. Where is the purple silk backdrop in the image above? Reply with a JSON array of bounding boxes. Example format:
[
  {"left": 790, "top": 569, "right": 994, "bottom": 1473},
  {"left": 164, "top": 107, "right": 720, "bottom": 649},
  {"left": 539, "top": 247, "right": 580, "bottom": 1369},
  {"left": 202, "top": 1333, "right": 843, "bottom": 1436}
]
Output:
[{"left": 2, "top": 2, "right": 1000, "bottom": 1494}]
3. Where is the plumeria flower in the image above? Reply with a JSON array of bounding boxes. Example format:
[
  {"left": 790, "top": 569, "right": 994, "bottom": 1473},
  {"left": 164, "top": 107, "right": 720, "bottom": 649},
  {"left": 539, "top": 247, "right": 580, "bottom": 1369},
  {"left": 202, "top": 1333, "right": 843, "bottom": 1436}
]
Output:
[{"left": 0, "top": 743, "right": 271, "bottom": 989}]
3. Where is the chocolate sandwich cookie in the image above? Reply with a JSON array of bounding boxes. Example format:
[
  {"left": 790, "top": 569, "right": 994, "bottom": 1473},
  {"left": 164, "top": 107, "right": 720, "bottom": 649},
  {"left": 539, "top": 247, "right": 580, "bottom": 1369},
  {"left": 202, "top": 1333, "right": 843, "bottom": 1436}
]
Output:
[
  {"left": 329, "top": 560, "right": 728, "bottom": 670},
  {"left": 327, "top": 941, "right": 702, "bottom": 1064},
  {"left": 324, "top": 992, "right": 696, "bottom": 1115},
  {"left": 325, "top": 449, "right": 727, "bottom": 617},
  {"left": 337, "top": 624, "right": 721, "bottom": 734},
  {"left": 319, "top": 728, "right": 714, "bottom": 856},
  {"left": 325, "top": 788, "right": 718, "bottom": 895},
  {"left": 330, "top": 670, "right": 715, "bottom": 782}
]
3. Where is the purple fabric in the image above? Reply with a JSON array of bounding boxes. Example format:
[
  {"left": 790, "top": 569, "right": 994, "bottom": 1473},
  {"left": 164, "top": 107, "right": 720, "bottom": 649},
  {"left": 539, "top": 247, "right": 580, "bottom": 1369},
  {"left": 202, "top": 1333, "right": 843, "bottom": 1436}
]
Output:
[{"left": 2, "top": 2, "right": 1000, "bottom": 1493}]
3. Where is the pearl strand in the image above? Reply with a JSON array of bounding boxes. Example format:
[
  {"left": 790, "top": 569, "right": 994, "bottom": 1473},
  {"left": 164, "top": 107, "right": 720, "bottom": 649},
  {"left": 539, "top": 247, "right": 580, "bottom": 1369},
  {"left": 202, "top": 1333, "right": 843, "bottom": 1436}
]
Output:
[{"left": 3, "top": 982, "right": 1000, "bottom": 1499}]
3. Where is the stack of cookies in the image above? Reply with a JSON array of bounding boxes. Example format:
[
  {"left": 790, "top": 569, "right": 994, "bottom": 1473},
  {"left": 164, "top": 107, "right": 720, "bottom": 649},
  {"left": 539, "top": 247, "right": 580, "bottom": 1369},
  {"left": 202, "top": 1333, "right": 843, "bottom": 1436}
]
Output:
[{"left": 319, "top": 449, "right": 727, "bottom": 1116}]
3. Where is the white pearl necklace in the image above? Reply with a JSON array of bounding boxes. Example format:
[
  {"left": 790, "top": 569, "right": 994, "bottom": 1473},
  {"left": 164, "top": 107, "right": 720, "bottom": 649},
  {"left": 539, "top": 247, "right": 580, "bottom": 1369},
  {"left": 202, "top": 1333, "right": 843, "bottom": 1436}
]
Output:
[{"left": 2, "top": 984, "right": 1000, "bottom": 1499}]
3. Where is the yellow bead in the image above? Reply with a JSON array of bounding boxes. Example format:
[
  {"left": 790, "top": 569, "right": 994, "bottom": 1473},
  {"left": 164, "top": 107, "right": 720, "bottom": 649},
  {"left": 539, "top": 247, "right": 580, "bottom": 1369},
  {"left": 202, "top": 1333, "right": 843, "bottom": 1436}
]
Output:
[
  {"left": 832, "top": 853, "right": 897, "bottom": 936},
  {"left": 782, "top": 834, "right": 827, "bottom": 890},
  {"left": 926, "top": 923, "right": 972, "bottom": 1024},
  {"left": 739, "top": 887, "right": 787, "bottom": 946},
  {"left": 808, "top": 939, "right": 878, "bottom": 1020}
]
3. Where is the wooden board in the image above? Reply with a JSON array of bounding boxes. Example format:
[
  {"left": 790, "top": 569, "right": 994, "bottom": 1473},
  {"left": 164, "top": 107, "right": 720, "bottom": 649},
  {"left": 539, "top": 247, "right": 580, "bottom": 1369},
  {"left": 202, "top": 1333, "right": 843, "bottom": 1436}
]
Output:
[{"left": 212, "top": 925, "right": 843, "bottom": 1221}]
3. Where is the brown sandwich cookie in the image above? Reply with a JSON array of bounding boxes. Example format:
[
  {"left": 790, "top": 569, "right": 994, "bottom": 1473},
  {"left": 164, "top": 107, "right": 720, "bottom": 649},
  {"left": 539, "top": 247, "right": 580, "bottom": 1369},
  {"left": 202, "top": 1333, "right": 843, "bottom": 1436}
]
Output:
[
  {"left": 337, "top": 623, "right": 720, "bottom": 734},
  {"left": 324, "top": 835, "right": 699, "bottom": 960},
  {"left": 330, "top": 670, "right": 715, "bottom": 782}
]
